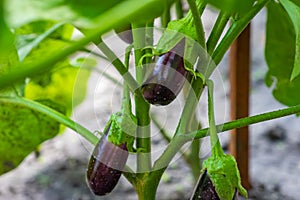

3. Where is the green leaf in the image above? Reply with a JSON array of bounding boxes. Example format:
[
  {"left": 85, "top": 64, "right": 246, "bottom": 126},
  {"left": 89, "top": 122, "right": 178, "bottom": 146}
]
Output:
[
  {"left": 24, "top": 59, "right": 93, "bottom": 115},
  {"left": 265, "top": 1, "right": 300, "bottom": 106},
  {"left": 0, "top": 99, "right": 65, "bottom": 175},
  {"left": 15, "top": 22, "right": 73, "bottom": 62},
  {"left": 0, "top": 1, "right": 20, "bottom": 94},
  {"left": 280, "top": 0, "right": 300, "bottom": 81},
  {"left": 5, "top": 0, "right": 124, "bottom": 28},
  {"left": 207, "top": 0, "right": 255, "bottom": 16},
  {"left": 202, "top": 154, "right": 247, "bottom": 199}
]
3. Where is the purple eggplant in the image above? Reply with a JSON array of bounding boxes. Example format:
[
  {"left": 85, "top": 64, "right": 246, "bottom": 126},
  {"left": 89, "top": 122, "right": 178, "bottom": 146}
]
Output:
[
  {"left": 86, "top": 129, "right": 128, "bottom": 196},
  {"left": 141, "top": 39, "right": 188, "bottom": 106},
  {"left": 191, "top": 171, "right": 238, "bottom": 200}
]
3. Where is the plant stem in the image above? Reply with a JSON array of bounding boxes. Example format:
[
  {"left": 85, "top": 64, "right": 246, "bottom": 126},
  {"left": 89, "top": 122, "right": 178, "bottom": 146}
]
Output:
[
  {"left": 154, "top": 104, "right": 300, "bottom": 172},
  {"left": 96, "top": 39, "right": 139, "bottom": 92},
  {"left": 186, "top": 0, "right": 206, "bottom": 48},
  {"left": 206, "top": 12, "right": 230, "bottom": 55},
  {"left": 0, "top": 96, "right": 98, "bottom": 145},
  {"left": 210, "top": 0, "right": 270, "bottom": 68},
  {"left": 132, "top": 23, "right": 152, "bottom": 172},
  {"left": 80, "top": 48, "right": 108, "bottom": 60},
  {"left": 175, "top": 78, "right": 204, "bottom": 136},
  {"left": 121, "top": 45, "right": 134, "bottom": 115},
  {"left": 134, "top": 172, "right": 161, "bottom": 200},
  {"left": 161, "top": 7, "right": 171, "bottom": 28},
  {"left": 187, "top": 104, "right": 300, "bottom": 140},
  {"left": 207, "top": 80, "right": 223, "bottom": 157},
  {"left": 175, "top": 0, "right": 184, "bottom": 19}
]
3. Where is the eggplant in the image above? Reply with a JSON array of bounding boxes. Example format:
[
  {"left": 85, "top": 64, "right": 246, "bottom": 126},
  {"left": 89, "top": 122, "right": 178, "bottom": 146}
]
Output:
[
  {"left": 86, "top": 127, "right": 128, "bottom": 196},
  {"left": 191, "top": 171, "right": 238, "bottom": 200},
  {"left": 141, "top": 39, "right": 188, "bottom": 106}
]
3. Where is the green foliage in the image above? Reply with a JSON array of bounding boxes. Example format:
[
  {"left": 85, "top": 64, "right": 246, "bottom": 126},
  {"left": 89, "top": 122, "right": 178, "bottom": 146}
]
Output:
[
  {"left": 5, "top": 0, "right": 124, "bottom": 28},
  {"left": 0, "top": 99, "right": 65, "bottom": 175},
  {"left": 0, "top": 7, "right": 92, "bottom": 175},
  {"left": 25, "top": 60, "right": 92, "bottom": 115},
  {"left": 207, "top": 0, "right": 255, "bottom": 16},
  {"left": 105, "top": 112, "right": 136, "bottom": 152},
  {"left": 280, "top": 0, "right": 300, "bottom": 81},
  {"left": 202, "top": 154, "right": 247, "bottom": 199},
  {"left": 5, "top": 0, "right": 176, "bottom": 29},
  {"left": 265, "top": 1, "right": 300, "bottom": 106},
  {"left": 16, "top": 21, "right": 73, "bottom": 62}
]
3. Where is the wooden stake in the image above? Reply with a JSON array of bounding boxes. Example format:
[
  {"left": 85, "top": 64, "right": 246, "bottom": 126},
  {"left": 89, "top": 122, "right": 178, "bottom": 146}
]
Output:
[{"left": 229, "top": 24, "right": 251, "bottom": 190}]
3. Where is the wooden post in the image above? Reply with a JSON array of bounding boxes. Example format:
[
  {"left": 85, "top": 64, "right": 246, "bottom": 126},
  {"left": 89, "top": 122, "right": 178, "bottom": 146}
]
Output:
[{"left": 229, "top": 24, "right": 251, "bottom": 190}]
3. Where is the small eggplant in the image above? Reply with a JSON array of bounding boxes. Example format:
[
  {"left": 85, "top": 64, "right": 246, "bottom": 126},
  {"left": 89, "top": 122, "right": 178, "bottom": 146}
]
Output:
[
  {"left": 86, "top": 127, "right": 128, "bottom": 196},
  {"left": 191, "top": 171, "right": 238, "bottom": 200},
  {"left": 141, "top": 40, "right": 188, "bottom": 106}
]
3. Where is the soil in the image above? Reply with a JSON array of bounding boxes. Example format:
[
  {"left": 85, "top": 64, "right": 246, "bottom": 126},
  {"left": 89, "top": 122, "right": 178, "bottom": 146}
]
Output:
[{"left": 0, "top": 7, "right": 300, "bottom": 200}]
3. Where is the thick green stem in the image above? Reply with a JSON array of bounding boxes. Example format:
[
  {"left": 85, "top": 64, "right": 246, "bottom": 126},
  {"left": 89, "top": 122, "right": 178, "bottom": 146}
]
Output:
[
  {"left": 134, "top": 170, "right": 164, "bottom": 200},
  {"left": 207, "top": 80, "right": 223, "bottom": 157},
  {"left": 132, "top": 23, "right": 152, "bottom": 172},
  {"left": 0, "top": 96, "right": 98, "bottom": 145},
  {"left": 206, "top": 12, "right": 230, "bottom": 55}
]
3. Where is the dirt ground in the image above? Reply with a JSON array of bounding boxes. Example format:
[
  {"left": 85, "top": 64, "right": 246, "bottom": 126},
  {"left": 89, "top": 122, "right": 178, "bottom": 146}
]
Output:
[{"left": 0, "top": 8, "right": 300, "bottom": 200}]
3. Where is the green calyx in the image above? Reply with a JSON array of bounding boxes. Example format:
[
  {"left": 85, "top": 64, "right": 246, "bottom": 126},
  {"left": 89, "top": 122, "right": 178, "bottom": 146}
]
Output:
[
  {"left": 105, "top": 112, "right": 136, "bottom": 152},
  {"left": 202, "top": 154, "right": 247, "bottom": 200}
]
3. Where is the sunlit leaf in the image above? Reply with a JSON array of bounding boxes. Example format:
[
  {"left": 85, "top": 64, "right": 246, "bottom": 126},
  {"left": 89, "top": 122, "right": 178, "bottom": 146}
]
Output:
[
  {"left": 207, "top": 0, "right": 255, "bottom": 16},
  {"left": 15, "top": 22, "right": 74, "bottom": 62},
  {"left": 280, "top": 0, "right": 300, "bottom": 81},
  {"left": 25, "top": 59, "right": 93, "bottom": 115},
  {"left": 5, "top": 0, "right": 124, "bottom": 28},
  {"left": 265, "top": 1, "right": 300, "bottom": 106},
  {"left": 0, "top": 99, "right": 66, "bottom": 175}
]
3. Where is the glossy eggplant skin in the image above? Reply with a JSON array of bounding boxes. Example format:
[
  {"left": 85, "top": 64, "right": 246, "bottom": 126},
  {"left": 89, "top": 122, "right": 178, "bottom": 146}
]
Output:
[
  {"left": 86, "top": 132, "right": 128, "bottom": 196},
  {"left": 191, "top": 171, "right": 238, "bottom": 200},
  {"left": 141, "top": 40, "right": 188, "bottom": 106},
  {"left": 191, "top": 171, "right": 220, "bottom": 200}
]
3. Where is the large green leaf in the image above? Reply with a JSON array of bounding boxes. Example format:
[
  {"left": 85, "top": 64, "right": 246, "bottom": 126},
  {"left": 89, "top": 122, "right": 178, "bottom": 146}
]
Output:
[
  {"left": 265, "top": 1, "right": 300, "bottom": 106},
  {"left": 0, "top": 99, "right": 65, "bottom": 175},
  {"left": 5, "top": 0, "right": 124, "bottom": 28},
  {"left": 280, "top": 0, "right": 300, "bottom": 80},
  {"left": 207, "top": 0, "right": 255, "bottom": 16}
]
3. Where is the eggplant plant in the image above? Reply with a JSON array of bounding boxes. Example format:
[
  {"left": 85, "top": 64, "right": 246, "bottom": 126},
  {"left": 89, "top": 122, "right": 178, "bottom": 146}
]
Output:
[{"left": 1, "top": 0, "right": 300, "bottom": 199}]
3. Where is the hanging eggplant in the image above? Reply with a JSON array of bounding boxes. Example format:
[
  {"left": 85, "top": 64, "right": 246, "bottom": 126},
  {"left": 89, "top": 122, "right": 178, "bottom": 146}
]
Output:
[
  {"left": 191, "top": 170, "right": 238, "bottom": 200},
  {"left": 141, "top": 39, "right": 189, "bottom": 106},
  {"left": 86, "top": 125, "right": 129, "bottom": 196},
  {"left": 86, "top": 112, "right": 135, "bottom": 196}
]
